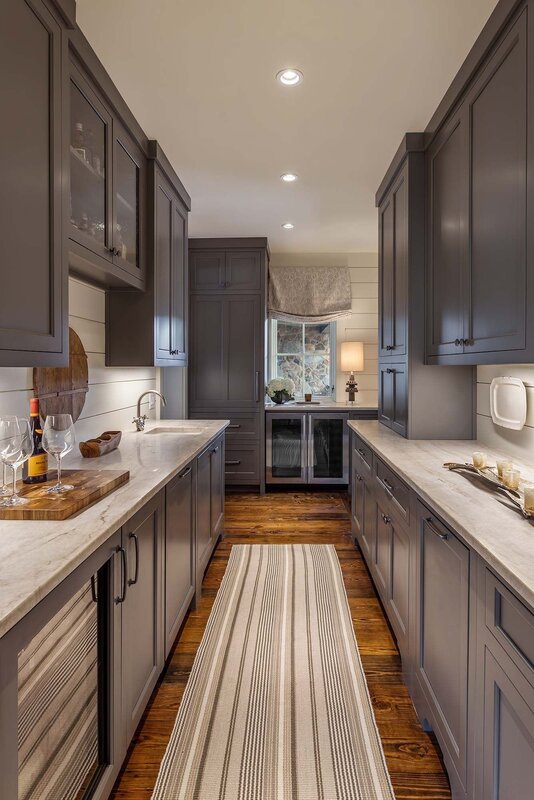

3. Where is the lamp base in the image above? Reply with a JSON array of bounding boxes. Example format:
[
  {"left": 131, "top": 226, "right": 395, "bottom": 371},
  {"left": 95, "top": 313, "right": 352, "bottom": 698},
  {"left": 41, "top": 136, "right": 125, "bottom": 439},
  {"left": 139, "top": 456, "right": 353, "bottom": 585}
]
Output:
[{"left": 346, "top": 373, "right": 359, "bottom": 404}]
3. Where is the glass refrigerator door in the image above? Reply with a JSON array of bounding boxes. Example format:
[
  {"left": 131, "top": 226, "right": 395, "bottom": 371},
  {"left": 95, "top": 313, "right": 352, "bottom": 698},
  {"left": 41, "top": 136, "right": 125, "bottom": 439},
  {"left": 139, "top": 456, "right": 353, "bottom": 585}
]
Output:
[
  {"left": 309, "top": 414, "right": 349, "bottom": 484},
  {"left": 267, "top": 414, "right": 307, "bottom": 483}
]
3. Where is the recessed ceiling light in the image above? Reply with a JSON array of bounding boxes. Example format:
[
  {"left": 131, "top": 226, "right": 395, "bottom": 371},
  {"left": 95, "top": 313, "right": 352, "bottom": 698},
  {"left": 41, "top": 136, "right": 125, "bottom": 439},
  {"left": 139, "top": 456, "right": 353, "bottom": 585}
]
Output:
[
  {"left": 276, "top": 69, "right": 303, "bottom": 86},
  {"left": 282, "top": 222, "right": 294, "bottom": 229},
  {"left": 281, "top": 173, "right": 298, "bottom": 182}
]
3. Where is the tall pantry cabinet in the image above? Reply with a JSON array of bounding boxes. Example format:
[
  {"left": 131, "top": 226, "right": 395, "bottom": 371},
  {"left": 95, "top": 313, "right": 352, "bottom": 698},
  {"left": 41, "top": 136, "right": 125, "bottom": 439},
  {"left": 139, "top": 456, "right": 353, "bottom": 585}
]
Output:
[{"left": 188, "top": 238, "right": 269, "bottom": 491}]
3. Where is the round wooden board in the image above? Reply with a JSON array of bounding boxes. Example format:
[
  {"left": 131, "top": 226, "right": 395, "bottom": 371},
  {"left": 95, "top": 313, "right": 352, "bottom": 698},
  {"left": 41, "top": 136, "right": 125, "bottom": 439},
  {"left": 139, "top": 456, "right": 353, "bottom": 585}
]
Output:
[{"left": 33, "top": 328, "right": 89, "bottom": 421}]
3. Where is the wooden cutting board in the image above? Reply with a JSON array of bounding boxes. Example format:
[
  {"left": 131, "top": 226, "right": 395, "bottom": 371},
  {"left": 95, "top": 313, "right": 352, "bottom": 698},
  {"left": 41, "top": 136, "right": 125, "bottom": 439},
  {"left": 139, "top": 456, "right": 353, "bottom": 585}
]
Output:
[
  {"left": 0, "top": 469, "right": 129, "bottom": 520},
  {"left": 33, "top": 328, "right": 89, "bottom": 421}
]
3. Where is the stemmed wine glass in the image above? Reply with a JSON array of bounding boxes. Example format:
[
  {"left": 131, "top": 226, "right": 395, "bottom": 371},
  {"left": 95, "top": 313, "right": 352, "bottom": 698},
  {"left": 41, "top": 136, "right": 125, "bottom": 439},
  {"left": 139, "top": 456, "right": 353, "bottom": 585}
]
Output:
[
  {"left": 0, "top": 417, "right": 33, "bottom": 507},
  {"left": 0, "top": 465, "right": 10, "bottom": 497},
  {"left": 42, "top": 414, "right": 75, "bottom": 494}
]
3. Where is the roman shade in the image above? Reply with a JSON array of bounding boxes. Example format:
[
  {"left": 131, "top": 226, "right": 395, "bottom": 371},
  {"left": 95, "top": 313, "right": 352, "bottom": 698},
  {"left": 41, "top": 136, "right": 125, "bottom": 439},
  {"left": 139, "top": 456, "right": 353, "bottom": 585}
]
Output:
[{"left": 268, "top": 265, "right": 352, "bottom": 322}]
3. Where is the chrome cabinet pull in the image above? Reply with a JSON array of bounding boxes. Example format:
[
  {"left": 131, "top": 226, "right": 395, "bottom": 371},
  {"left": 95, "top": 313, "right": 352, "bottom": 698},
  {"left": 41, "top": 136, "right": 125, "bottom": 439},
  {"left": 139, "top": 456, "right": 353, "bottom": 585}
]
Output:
[
  {"left": 115, "top": 546, "right": 127, "bottom": 604},
  {"left": 225, "top": 460, "right": 241, "bottom": 466},
  {"left": 128, "top": 533, "right": 139, "bottom": 586},
  {"left": 383, "top": 477, "right": 394, "bottom": 494},
  {"left": 381, "top": 512, "right": 391, "bottom": 525},
  {"left": 227, "top": 424, "right": 241, "bottom": 429},
  {"left": 179, "top": 466, "right": 192, "bottom": 479},
  {"left": 255, "top": 371, "right": 261, "bottom": 402},
  {"left": 90, "top": 575, "right": 98, "bottom": 603},
  {"left": 358, "top": 448, "right": 366, "bottom": 458},
  {"left": 355, "top": 473, "right": 362, "bottom": 482},
  {"left": 426, "top": 517, "right": 449, "bottom": 541}
]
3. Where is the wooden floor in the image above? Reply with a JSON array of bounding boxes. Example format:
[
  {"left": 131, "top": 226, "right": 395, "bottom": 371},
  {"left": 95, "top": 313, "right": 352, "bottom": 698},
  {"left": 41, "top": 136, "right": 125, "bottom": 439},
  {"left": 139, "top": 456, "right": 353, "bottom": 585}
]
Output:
[{"left": 110, "top": 491, "right": 451, "bottom": 799}]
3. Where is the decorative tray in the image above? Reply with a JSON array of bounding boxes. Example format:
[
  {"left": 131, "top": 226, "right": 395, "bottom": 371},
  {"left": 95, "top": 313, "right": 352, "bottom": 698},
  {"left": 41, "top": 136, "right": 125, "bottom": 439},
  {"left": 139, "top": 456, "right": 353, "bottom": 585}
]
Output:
[{"left": 444, "top": 462, "right": 534, "bottom": 520}]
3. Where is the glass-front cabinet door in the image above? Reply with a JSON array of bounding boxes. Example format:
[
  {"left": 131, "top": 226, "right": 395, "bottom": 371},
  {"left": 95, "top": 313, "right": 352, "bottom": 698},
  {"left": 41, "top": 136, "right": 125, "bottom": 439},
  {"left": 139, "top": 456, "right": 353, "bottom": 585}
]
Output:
[
  {"left": 308, "top": 413, "right": 349, "bottom": 484},
  {"left": 69, "top": 65, "right": 113, "bottom": 261},
  {"left": 266, "top": 413, "right": 307, "bottom": 484},
  {"left": 113, "top": 124, "right": 144, "bottom": 280}
]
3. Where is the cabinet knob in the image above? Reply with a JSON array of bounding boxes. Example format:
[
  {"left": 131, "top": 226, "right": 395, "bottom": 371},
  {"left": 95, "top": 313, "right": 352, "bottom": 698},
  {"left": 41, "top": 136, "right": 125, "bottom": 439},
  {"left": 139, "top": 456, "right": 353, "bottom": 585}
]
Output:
[
  {"left": 381, "top": 512, "right": 391, "bottom": 525},
  {"left": 356, "top": 473, "right": 362, "bottom": 482},
  {"left": 386, "top": 344, "right": 394, "bottom": 351},
  {"left": 386, "top": 368, "right": 395, "bottom": 374}
]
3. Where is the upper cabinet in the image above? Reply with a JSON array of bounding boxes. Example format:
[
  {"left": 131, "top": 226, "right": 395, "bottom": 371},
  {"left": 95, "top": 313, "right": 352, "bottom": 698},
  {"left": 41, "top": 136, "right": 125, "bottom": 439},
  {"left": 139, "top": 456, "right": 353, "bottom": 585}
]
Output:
[
  {"left": 0, "top": 0, "right": 69, "bottom": 367},
  {"left": 106, "top": 142, "right": 191, "bottom": 367},
  {"left": 190, "top": 246, "right": 263, "bottom": 293},
  {"left": 379, "top": 166, "right": 407, "bottom": 359},
  {"left": 68, "top": 32, "right": 147, "bottom": 290},
  {"left": 426, "top": 8, "right": 531, "bottom": 365}
]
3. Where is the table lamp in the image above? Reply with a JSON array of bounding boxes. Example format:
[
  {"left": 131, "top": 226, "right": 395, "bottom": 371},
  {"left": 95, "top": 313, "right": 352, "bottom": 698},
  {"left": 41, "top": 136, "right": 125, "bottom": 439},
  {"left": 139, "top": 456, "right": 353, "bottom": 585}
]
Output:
[{"left": 340, "top": 341, "right": 364, "bottom": 403}]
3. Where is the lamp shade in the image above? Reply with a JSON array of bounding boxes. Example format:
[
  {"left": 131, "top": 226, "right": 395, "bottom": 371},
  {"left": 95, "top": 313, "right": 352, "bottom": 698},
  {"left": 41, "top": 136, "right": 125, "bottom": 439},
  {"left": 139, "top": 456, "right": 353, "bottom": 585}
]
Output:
[{"left": 340, "top": 341, "right": 364, "bottom": 372}]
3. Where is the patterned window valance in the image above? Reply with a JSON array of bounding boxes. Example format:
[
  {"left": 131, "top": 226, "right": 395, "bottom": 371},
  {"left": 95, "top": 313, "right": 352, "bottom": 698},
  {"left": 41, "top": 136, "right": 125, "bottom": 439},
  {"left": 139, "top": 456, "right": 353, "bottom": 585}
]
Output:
[{"left": 268, "top": 265, "right": 352, "bottom": 323}]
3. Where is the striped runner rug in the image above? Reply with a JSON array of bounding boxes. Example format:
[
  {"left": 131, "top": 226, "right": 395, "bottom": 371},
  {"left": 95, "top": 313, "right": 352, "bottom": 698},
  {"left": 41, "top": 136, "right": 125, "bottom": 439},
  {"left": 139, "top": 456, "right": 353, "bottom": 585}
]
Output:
[{"left": 152, "top": 544, "right": 395, "bottom": 800}]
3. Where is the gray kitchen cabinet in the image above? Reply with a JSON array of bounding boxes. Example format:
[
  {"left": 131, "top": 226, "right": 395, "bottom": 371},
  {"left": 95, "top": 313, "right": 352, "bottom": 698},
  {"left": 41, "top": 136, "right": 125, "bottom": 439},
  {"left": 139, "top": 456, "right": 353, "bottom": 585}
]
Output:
[
  {"left": 378, "top": 363, "right": 408, "bottom": 437},
  {"left": 374, "top": 502, "right": 390, "bottom": 598},
  {"left": 68, "top": 28, "right": 147, "bottom": 290},
  {"left": 351, "top": 446, "right": 376, "bottom": 564},
  {"left": 190, "top": 245, "right": 263, "bottom": 293},
  {"left": 426, "top": 108, "right": 469, "bottom": 358},
  {"left": 196, "top": 435, "right": 225, "bottom": 592},
  {"left": 379, "top": 162, "right": 407, "bottom": 359},
  {"left": 479, "top": 646, "right": 534, "bottom": 800},
  {"left": 106, "top": 142, "right": 191, "bottom": 366},
  {"left": 415, "top": 505, "right": 470, "bottom": 792},
  {"left": 425, "top": 7, "right": 533, "bottom": 366},
  {"left": 190, "top": 294, "right": 262, "bottom": 407},
  {"left": 164, "top": 463, "right": 195, "bottom": 658},
  {"left": 120, "top": 494, "right": 164, "bottom": 744},
  {"left": 377, "top": 135, "right": 473, "bottom": 439},
  {"left": 0, "top": 0, "right": 68, "bottom": 367}
]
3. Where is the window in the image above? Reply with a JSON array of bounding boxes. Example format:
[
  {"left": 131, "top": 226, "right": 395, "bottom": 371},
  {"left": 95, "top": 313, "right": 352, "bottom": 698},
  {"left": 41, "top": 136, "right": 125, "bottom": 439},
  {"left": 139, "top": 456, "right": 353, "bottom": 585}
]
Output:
[{"left": 270, "top": 319, "right": 335, "bottom": 397}]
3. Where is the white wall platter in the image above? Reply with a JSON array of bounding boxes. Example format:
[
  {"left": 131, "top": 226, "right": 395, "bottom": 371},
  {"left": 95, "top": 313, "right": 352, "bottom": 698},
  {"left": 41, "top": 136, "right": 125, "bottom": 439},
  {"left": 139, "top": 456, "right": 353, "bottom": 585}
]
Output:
[{"left": 490, "top": 376, "right": 527, "bottom": 430}]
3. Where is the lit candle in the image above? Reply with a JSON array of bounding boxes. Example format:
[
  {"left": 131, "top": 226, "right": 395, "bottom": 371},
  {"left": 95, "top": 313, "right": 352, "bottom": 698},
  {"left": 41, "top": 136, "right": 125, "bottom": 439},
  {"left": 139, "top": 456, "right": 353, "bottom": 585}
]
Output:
[
  {"left": 473, "top": 452, "right": 487, "bottom": 469},
  {"left": 496, "top": 459, "right": 513, "bottom": 478},
  {"left": 524, "top": 487, "right": 534, "bottom": 514},
  {"left": 503, "top": 468, "right": 521, "bottom": 491}
]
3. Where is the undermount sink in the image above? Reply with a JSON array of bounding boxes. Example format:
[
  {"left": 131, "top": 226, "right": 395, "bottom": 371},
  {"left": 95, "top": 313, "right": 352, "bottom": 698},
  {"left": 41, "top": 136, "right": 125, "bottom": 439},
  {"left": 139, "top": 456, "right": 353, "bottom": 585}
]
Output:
[{"left": 145, "top": 426, "right": 205, "bottom": 435}]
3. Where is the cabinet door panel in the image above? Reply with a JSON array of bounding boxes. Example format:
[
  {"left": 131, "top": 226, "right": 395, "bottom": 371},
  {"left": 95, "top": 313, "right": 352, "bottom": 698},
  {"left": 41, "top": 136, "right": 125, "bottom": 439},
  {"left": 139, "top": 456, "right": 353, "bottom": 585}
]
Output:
[
  {"left": 155, "top": 174, "right": 174, "bottom": 361},
  {"left": 226, "top": 295, "right": 262, "bottom": 404},
  {"left": 418, "top": 512, "right": 469, "bottom": 782},
  {"left": 352, "top": 464, "right": 365, "bottom": 542},
  {"left": 467, "top": 12, "right": 526, "bottom": 354},
  {"left": 196, "top": 446, "right": 212, "bottom": 571},
  {"left": 190, "top": 296, "right": 225, "bottom": 404},
  {"left": 165, "top": 466, "right": 194, "bottom": 656},
  {"left": 190, "top": 251, "right": 226, "bottom": 291},
  {"left": 482, "top": 647, "right": 534, "bottom": 800},
  {"left": 379, "top": 166, "right": 408, "bottom": 358},
  {"left": 390, "top": 521, "right": 410, "bottom": 655},
  {"left": 375, "top": 505, "right": 390, "bottom": 597},
  {"left": 0, "top": 0, "right": 66, "bottom": 363},
  {"left": 210, "top": 439, "right": 224, "bottom": 540},
  {"left": 226, "top": 250, "right": 262, "bottom": 291},
  {"left": 171, "top": 201, "right": 187, "bottom": 361},
  {"left": 426, "top": 111, "right": 468, "bottom": 356},
  {"left": 122, "top": 498, "right": 163, "bottom": 741},
  {"left": 113, "top": 124, "right": 145, "bottom": 282},
  {"left": 379, "top": 364, "right": 407, "bottom": 437}
]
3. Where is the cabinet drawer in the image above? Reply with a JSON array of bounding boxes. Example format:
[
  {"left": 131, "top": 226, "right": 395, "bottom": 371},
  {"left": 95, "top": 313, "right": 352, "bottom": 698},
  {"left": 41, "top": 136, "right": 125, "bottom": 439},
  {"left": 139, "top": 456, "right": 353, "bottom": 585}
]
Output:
[
  {"left": 352, "top": 432, "right": 373, "bottom": 470},
  {"left": 485, "top": 569, "right": 534, "bottom": 678},
  {"left": 225, "top": 445, "right": 260, "bottom": 484},
  {"left": 190, "top": 411, "right": 260, "bottom": 442},
  {"left": 375, "top": 457, "right": 410, "bottom": 522}
]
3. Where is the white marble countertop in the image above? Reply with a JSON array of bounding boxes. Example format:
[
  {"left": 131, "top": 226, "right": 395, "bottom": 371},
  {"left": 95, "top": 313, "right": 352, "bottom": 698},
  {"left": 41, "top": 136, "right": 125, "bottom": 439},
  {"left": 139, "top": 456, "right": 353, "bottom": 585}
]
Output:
[
  {"left": 265, "top": 400, "right": 378, "bottom": 412},
  {"left": 348, "top": 420, "right": 534, "bottom": 609},
  {"left": 0, "top": 419, "right": 228, "bottom": 639}
]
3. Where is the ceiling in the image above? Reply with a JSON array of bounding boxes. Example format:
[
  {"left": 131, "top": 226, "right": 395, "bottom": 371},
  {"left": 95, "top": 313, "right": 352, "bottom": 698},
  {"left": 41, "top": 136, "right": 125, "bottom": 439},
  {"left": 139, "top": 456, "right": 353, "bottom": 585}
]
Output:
[{"left": 76, "top": 0, "right": 498, "bottom": 253}]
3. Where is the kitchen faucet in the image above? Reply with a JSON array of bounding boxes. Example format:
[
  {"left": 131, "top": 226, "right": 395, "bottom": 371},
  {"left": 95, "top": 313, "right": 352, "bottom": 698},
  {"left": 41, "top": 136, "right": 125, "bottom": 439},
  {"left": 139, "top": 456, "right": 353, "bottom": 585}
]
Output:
[{"left": 133, "top": 390, "right": 167, "bottom": 431}]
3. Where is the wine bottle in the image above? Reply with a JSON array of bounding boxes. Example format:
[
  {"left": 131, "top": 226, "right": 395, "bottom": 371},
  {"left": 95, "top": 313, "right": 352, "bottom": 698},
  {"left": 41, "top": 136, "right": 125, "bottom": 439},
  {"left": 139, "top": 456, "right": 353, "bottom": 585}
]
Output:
[{"left": 23, "top": 398, "right": 48, "bottom": 484}]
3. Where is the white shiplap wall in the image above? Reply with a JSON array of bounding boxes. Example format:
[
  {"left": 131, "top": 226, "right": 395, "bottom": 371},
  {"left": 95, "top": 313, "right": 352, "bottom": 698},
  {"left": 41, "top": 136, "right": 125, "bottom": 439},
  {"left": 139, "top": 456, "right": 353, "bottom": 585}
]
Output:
[
  {"left": 0, "top": 278, "right": 159, "bottom": 440},
  {"left": 269, "top": 253, "right": 378, "bottom": 406},
  {"left": 477, "top": 364, "right": 534, "bottom": 463}
]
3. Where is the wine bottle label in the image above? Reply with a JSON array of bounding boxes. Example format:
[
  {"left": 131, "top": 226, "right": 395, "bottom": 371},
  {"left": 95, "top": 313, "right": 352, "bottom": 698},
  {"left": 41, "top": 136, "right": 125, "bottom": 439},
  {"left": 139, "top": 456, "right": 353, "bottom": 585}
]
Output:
[{"left": 27, "top": 454, "right": 48, "bottom": 478}]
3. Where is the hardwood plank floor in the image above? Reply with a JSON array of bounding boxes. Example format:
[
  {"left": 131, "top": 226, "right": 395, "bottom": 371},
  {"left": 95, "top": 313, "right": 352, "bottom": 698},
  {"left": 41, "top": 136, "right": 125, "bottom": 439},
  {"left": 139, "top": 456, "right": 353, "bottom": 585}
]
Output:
[{"left": 110, "top": 491, "right": 450, "bottom": 799}]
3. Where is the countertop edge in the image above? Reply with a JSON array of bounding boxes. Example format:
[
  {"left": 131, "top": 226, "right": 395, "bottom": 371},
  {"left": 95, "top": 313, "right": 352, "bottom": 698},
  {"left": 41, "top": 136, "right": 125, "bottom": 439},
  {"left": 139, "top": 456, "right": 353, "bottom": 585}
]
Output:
[
  {"left": 0, "top": 422, "right": 229, "bottom": 640},
  {"left": 347, "top": 420, "right": 534, "bottom": 610}
]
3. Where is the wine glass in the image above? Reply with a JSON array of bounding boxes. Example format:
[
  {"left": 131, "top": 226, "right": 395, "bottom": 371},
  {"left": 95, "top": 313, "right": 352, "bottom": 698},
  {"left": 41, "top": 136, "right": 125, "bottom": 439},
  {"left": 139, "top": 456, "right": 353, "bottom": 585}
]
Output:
[
  {"left": 0, "top": 465, "right": 10, "bottom": 497},
  {"left": 0, "top": 417, "right": 29, "bottom": 507},
  {"left": 42, "top": 414, "right": 75, "bottom": 494},
  {"left": 0, "top": 419, "right": 33, "bottom": 506}
]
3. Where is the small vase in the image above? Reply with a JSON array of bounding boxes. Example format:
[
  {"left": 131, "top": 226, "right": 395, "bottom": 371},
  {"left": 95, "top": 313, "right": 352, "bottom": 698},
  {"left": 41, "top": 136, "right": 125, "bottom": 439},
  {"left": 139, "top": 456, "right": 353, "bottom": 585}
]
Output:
[{"left": 271, "top": 390, "right": 292, "bottom": 405}]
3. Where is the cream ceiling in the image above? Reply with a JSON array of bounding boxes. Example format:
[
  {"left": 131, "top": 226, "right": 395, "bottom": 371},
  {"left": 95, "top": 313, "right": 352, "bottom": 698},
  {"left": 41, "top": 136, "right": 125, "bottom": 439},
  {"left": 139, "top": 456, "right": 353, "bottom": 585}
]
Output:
[{"left": 76, "top": 0, "right": 498, "bottom": 253}]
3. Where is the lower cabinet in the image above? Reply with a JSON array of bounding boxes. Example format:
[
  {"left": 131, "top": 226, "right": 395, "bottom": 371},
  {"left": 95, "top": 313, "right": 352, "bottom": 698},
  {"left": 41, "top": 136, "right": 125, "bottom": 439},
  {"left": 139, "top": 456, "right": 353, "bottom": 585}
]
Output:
[
  {"left": 120, "top": 494, "right": 164, "bottom": 744},
  {"left": 164, "top": 463, "right": 195, "bottom": 658},
  {"left": 196, "top": 434, "right": 225, "bottom": 588},
  {"left": 378, "top": 362, "right": 408, "bottom": 437}
]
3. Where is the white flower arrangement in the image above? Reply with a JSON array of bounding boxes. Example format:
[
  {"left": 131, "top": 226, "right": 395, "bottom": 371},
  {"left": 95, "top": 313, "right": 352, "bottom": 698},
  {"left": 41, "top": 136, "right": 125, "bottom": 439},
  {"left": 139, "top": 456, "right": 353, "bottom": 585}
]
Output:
[{"left": 266, "top": 377, "right": 295, "bottom": 402}]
